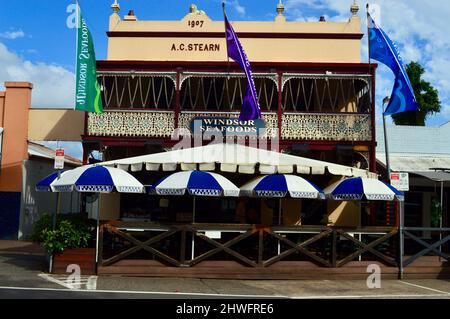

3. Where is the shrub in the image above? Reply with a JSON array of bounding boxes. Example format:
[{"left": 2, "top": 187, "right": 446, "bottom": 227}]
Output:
[{"left": 32, "top": 213, "right": 94, "bottom": 253}]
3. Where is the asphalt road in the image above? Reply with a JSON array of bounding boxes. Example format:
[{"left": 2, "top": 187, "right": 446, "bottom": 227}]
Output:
[{"left": 1, "top": 252, "right": 450, "bottom": 299}]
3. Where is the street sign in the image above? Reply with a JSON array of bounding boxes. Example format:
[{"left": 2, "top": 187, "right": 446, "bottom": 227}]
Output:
[
  {"left": 54, "top": 148, "right": 65, "bottom": 170},
  {"left": 390, "top": 172, "right": 409, "bottom": 191}
]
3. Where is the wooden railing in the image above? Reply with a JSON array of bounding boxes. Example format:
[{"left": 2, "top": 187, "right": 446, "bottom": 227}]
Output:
[{"left": 99, "top": 222, "right": 398, "bottom": 269}]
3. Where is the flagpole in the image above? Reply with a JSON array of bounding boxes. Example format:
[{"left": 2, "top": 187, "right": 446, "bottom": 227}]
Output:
[
  {"left": 75, "top": 0, "right": 79, "bottom": 111},
  {"left": 382, "top": 97, "right": 392, "bottom": 182},
  {"left": 366, "top": 4, "right": 371, "bottom": 74},
  {"left": 366, "top": 3, "right": 377, "bottom": 176},
  {"left": 222, "top": 2, "right": 231, "bottom": 79}
]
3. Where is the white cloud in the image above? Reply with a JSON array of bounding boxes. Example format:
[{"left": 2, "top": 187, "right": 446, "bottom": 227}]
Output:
[
  {"left": 283, "top": 0, "right": 450, "bottom": 124},
  {"left": 226, "top": 0, "right": 246, "bottom": 17},
  {"left": 0, "top": 42, "right": 75, "bottom": 108},
  {"left": 0, "top": 29, "right": 25, "bottom": 40}
]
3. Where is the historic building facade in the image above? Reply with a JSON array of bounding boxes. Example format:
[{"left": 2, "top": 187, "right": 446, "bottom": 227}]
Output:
[{"left": 83, "top": 2, "right": 376, "bottom": 174}]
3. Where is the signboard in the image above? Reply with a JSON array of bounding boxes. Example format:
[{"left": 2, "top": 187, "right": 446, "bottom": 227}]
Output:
[
  {"left": 189, "top": 117, "right": 266, "bottom": 137},
  {"left": 390, "top": 172, "right": 409, "bottom": 191},
  {"left": 54, "top": 148, "right": 65, "bottom": 170}
]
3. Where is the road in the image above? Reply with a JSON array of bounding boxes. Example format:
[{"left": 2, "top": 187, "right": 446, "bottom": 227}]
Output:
[{"left": 0, "top": 252, "right": 449, "bottom": 299}]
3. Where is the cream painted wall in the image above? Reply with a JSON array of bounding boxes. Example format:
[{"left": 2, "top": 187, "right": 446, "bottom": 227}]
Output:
[
  {"left": 260, "top": 198, "right": 302, "bottom": 226},
  {"left": 326, "top": 200, "right": 360, "bottom": 227},
  {"left": 99, "top": 193, "right": 121, "bottom": 221},
  {"left": 28, "top": 109, "right": 85, "bottom": 142},
  {"left": 107, "top": 10, "right": 362, "bottom": 63},
  {"left": 107, "top": 37, "right": 361, "bottom": 63},
  {"left": 282, "top": 198, "right": 302, "bottom": 226}
]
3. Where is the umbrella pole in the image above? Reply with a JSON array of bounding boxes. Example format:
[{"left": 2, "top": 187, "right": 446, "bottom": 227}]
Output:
[
  {"left": 49, "top": 170, "right": 62, "bottom": 274},
  {"left": 278, "top": 198, "right": 282, "bottom": 225},
  {"left": 399, "top": 199, "right": 405, "bottom": 279},
  {"left": 95, "top": 197, "right": 100, "bottom": 265},
  {"left": 191, "top": 196, "right": 196, "bottom": 261},
  {"left": 278, "top": 198, "right": 282, "bottom": 255}
]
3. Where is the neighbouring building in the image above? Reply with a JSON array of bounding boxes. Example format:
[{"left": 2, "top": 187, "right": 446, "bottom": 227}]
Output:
[
  {"left": 0, "top": 82, "right": 82, "bottom": 239},
  {"left": 377, "top": 123, "right": 450, "bottom": 231}
]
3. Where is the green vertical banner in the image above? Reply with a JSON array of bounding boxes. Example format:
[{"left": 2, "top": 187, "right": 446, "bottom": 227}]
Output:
[{"left": 75, "top": 7, "right": 103, "bottom": 113}]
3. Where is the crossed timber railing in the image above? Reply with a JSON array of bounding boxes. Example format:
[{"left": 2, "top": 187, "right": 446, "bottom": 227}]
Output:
[
  {"left": 99, "top": 222, "right": 398, "bottom": 269},
  {"left": 402, "top": 227, "right": 450, "bottom": 267}
]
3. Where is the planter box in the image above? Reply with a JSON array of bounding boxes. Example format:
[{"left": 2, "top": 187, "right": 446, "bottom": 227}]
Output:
[{"left": 52, "top": 248, "right": 96, "bottom": 275}]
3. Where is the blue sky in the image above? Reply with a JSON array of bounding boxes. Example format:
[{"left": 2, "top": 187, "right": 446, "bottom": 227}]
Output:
[{"left": 1, "top": 0, "right": 450, "bottom": 159}]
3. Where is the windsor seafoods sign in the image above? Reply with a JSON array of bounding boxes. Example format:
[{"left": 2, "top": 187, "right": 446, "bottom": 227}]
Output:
[{"left": 190, "top": 117, "right": 266, "bottom": 136}]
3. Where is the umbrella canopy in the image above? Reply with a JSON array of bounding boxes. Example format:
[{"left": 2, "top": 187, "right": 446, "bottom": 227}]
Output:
[
  {"left": 36, "top": 171, "right": 67, "bottom": 192},
  {"left": 51, "top": 165, "right": 145, "bottom": 193},
  {"left": 325, "top": 177, "right": 404, "bottom": 201},
  {"left": 240, "top": 174, "right": 325, "bottom": 199},
  {"left": 153, "top": 170, "right": 239, "bottom": 197}
]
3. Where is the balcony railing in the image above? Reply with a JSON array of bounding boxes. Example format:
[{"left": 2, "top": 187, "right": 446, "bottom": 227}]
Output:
[
  {"left": 87, "top": 110, "right": 175, "bottom": 138},
  {"left": 281, "top": 112, "right": 372, "bottom": 141},
  {"left": 87, "top": 110, "right": 372, "bottom": 142}
]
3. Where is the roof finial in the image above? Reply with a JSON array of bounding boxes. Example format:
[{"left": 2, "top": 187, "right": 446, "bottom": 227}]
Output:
[
  {"left": 350, "top": 0, "right": 359, "bottom": 16},
  {"left": 111, "top": 0, "right": 120, "bottom": 14},
  {"left": 277, "top": 0, "right": 285, "bottom": 16},
  {"left": 189, "top": 4, "right": 197, "bottom": 13}
]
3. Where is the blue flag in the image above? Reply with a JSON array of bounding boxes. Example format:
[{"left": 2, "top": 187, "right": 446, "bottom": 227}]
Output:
[
  {"left": 368, "top": 13, "right": 419, "bottom": 115},
  {"left": 224, "top": 13, "right": 261, "bottom": 121}
]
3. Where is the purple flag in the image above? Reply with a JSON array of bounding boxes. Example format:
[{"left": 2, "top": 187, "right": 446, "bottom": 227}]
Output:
[{"left": 224, "top": 15, "right": 261, "bottom": 121}]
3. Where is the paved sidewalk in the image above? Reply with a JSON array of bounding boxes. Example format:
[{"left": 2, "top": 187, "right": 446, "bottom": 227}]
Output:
[
  {"left": 0, "top": 240, "right": 46, "bottom": 255},
  {"left": 0, "top": 241, "right": 449, "bottom": 299}
]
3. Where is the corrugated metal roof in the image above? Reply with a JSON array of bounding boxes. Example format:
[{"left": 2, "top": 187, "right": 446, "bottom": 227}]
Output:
[
  {"left": 377, "top": 122, "right": 450, "bottom": 155},
  {"left": 412, "top": 171, "right": 450, "bottom": 182},
  {"left": 377, "top": 156, "right": 450, "bottom": 172},
  {"left": 28, "top": 142, "right": 82, "bottom": 166}
]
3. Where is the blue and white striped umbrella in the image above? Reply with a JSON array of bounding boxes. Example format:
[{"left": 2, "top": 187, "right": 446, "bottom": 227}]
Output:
[
  {"left": 50, "top": 165, "right": 145, "bottom": 193},
  {"left": 153, "top": 170, "right": 240, "bottom": 197},
  {"left": 325, "top": 177, "right": 404, "bottom": 201},
  {"left": 36, "top": 171, "right": 67, "bottom": 192},
  {"left": 240, "top": 174, "right": 325, "bottom": 199}
]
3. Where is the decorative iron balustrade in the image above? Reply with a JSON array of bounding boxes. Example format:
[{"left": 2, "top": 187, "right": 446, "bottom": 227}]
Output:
[
  {"left": 282, "top": 113, "right": 372, "bottom": 141},
  {"left": 87, "top": 111, "right": 372, "bottom": 142},
  {"left": 180, "top": 72, "right": 279, "bottom": 111},
  {"left": 282, "top": 74, "right": 372, "bottom": 113},
  {"left": 96, "top": 72, "right": 372, "bottom": 114},
  {"left": 98, "top": 72, "right": 177, "bottom": 109},
  {"left": 87, "top": 111, "right": 175, "bottom": 137}
]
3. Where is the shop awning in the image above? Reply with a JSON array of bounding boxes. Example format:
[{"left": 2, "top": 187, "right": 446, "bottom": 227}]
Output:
[{"left": 100, "top": 143, "right": 377, "bottom": 178}]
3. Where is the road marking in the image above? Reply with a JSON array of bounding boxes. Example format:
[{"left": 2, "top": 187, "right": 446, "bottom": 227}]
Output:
[
  {"left": 291, "top": 294, "right": 448, "bottom": 299},
  {"left": 0, "top": 286, "right": 449, "bottom": 299},
  {"left": 38, "top": 273, "right": 97, "bottom": 290},
  {"left": 399, "top": 281, "right": 450, "bottom": 295},
  {"left": 0, "top": 286, "right": 285, "bottom": 298}
]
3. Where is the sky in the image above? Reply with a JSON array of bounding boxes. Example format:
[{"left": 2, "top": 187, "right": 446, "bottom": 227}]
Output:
[{"left": 1, "top": 0, "right": 449, "bottom": 159}]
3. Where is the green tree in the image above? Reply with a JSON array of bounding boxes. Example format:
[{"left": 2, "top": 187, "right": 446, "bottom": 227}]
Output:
[{"left": 391, "top": 61, "right": 441, "bottom": 126}]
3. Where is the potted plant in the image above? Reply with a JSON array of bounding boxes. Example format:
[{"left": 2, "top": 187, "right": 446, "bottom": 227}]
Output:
[{"left": 32, "top": 213, "right": 96, "bottom": 275}]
